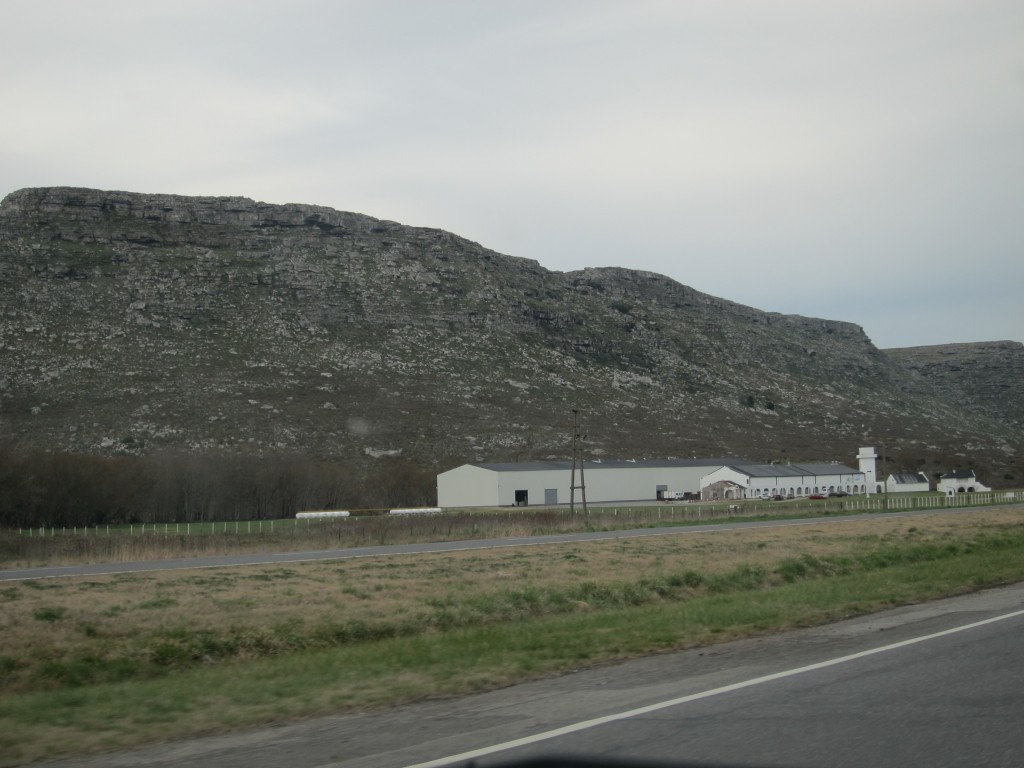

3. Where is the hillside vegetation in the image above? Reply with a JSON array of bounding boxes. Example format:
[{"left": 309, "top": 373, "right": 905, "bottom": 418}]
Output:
[{"left": 1, "top": 187, "right": 1021, "bottom": 486}]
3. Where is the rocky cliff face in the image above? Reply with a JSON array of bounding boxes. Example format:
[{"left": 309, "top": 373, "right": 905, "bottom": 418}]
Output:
[
  {"left": 1, "top": 187, "right": 1021, "bottom": 482},
  {"left": 884, "top": 342, "right": 1024, "bottom": 431}
]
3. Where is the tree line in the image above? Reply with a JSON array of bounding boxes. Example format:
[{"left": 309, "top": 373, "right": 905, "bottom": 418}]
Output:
[{"left": 0, "top": 445, "right": 437, "bottom": 528}]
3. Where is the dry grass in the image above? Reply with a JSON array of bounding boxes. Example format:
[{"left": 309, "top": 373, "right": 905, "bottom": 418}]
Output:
[
  {"left": 2, "top": 507, "right": 1021, "bottom": 695},
  {"left": 2, "top": 507, "right": 696, "bottom": 568},
  {"left": 2, "top": 493, "right": 961, "bottom": 568}
]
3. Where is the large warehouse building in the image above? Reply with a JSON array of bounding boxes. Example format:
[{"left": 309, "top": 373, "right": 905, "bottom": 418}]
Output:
[
  {"left": 437, "top": 447, "right": 885, "bottom": 508},
  {"left": 437, "top": 458, "right": 757, "bottom": 508}
]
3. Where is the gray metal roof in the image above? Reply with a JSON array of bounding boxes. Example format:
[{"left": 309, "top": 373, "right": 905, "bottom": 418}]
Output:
[
  {"left": 891, "top": 472, "right": 929, "bottom": 484},
  {"left": 941, "top": 469, "right": 976, "bottom": 479},
  {"left": 470, "top": 458, "right": 757, "bottom": 473},
  {"left": 723, "top": 463, "right": 860, "bottom": 479}
]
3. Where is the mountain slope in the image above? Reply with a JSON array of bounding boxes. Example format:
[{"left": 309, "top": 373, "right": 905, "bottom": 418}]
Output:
[
  {"left": 1, "top": 187, "right": 1020, "bottom": 483},
  {"left": 884, "top": 342, "right": 1024, "bottom": 431}
]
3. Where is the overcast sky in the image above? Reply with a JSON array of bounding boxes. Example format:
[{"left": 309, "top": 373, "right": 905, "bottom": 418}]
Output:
[{"left": 3, "top": 1, "right": 1022, "bottom": 349}]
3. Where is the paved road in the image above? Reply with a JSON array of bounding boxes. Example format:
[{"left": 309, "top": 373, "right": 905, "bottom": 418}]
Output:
[
  {"left": 33, "top": 582, "right": 1024, "bottom": 768},
  {"left": 1, "top": 505, "right": 1008, "bottom": 582},
  {"left": 459, "top": 588, "right": 1024, "bottom": 768}
]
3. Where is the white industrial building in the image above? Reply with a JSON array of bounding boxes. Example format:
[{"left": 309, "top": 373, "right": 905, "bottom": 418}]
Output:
[
  {"left": 886, "top": 472, "right": 931, "bottom": 493},
  {"left": 437, "top": 447, "right": 925, "bottom": 508},
  {"left": 937, "top": 469, "right": 990, "bottom": 494},
  {"left": 699, "top": 463, "right": 866, "bottom": 500},
  {"left": 437, "top": 458, "right": 756, "bottom": 509}
]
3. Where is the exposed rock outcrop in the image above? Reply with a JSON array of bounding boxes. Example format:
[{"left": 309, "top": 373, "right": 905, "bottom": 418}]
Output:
[{"left": 884, "top": 341, "right": 1024, "bottom": 430}]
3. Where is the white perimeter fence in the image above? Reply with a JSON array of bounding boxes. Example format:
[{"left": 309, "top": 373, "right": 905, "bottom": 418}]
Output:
[{"left": 11, "top": 491, "right": 1023, "bottom": 538}]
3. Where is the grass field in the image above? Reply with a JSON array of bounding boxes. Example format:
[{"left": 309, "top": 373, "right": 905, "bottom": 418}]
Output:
[
  {"left": 0, "top": 506, "right": 1022, "bottom": 764},
  {"left": 4, "top": 491, "right": 1018, "bottom": 569}
]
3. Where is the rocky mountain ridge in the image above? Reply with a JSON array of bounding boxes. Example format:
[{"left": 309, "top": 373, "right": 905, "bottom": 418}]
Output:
[
  {"left": 1, "top": 187, "right": 1021, "bottom": 484},
  {"left": 884, "top": 342, "right": 1024, "bottom": 432}
]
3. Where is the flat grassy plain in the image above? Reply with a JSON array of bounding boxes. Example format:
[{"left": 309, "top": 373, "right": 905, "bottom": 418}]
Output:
[
  {"left": 2, "top": 504, "right": 768, "bottom": 568},
  {"left": 5, "top": 492, "right": 998, "bottom": 569},
  {"left": 1, "top": 507, "right": 1023, "bottom": 764}
]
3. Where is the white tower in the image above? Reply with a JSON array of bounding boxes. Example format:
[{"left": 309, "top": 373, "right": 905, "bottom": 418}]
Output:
[{"left": 857, "top": 446, "right": 879, "bottom": 494}]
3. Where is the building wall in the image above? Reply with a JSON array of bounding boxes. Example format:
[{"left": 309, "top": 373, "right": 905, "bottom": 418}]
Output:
[
  {"left": 937, "top": 476, "right": 991, "bottom": 494},
  {"left": 701, "top": 467, "right": 866, "bottom": 499},
  {"left": 889, "top": 482, "right": 929, "bottom": 494},
  {"left": 887, "top": 476, "right": 930, "bottom": 494},
  {"left": 751, "top": 472, "right": 865, "bottom": 497},
  {"left": 438, "top": 466, "right": 582, "bottom": 508},
  {"left": 580, "top": 465, "right": 708, "bottom": 502},
  {"left": 745, "top": 472, "right": 864, "bottom": 498},
  {"left": 436, "top": 465, "right": 502, "bottom": 508},
  {"left": 493, "top": 468, "right": 572, "bottom": 506},
  {"left": 438, "top": 463, "right": 733, "bottom": 508}
]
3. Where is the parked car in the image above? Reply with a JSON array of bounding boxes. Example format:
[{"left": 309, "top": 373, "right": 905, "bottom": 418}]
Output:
[
  {"left": 808, "top": 494, "right": 827, "bottom": 500},
  {"left": 770, "top": 494, "right": 785, "bottom": 501},
  {"left": 828, "top": 491, "right": 849, "bottom": 497}
]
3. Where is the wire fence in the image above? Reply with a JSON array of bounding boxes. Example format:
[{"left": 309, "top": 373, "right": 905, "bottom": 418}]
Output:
[{"left": 9, "top": 490, "right": 1022, "bottom": 541}]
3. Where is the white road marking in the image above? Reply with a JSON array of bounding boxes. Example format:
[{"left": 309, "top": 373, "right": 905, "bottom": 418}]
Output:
[{"left": 402, "top": 607, "right": 1024, "bottom": 768}]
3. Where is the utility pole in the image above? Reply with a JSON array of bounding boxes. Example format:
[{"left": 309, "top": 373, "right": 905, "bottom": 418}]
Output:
[
  {"left": 881, "top": 443, "right": 889, "bottom": 509},
  {"left": 569, "top": 408, "right": 588, "bottom": 515}
]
